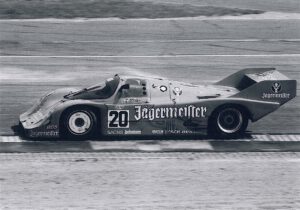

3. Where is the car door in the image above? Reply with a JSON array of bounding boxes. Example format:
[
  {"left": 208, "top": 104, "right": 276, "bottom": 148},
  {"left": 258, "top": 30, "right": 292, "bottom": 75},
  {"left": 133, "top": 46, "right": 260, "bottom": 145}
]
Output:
[{"left": 104, "top": 79, "right": 151, "bottom": 136}]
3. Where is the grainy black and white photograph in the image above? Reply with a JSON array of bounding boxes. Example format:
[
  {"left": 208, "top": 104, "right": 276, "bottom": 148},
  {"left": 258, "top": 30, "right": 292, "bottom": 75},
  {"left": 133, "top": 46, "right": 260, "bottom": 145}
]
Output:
[{"left": 0, "top": 0, "right": 299, "bottom": 209}]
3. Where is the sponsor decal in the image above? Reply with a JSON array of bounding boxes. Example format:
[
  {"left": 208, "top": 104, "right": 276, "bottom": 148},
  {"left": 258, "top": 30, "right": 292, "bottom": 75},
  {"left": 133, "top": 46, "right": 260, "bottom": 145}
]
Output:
[
  {"left": 29, "top": 130, "right": 59, "bottom": 137},
  {"left": 152, "top": 130, "right": 164, "bottom": 135},
  {"left": 262, "top": 93, "right": 290, "bottom": 99},
  {"left": 181, "top": 130, "right": 193, "bottom": 134},
  {"left": 46, "top": 124, "right": 58, "bottom": 130},
  {"left": 107, "top": 130, "right": 124, "bottom": 135},
  {"left": 173, "top": 87, "right": 182, "bottom": 96},
  {"left": 160, "top": 85, "right": 167, "bottom": 92},
  {"left": 121, "top": 98, "right": 143, "bottom": 104},
  {"left": 134, "top": 105, "right": 207, "bottom": 121},
  {"left": 165, "top": 130, "right": 193, "bottom": 134},
  {"left": 124, "top": 130, "right": 142, "bottom": 135},
  {"left": 108, "top": 110, "right": 129, "bottom": 128},
  {"left": 272, "top": 82, "right": 281, "bottom": 93},
  {"left": 262, "top": 82, "right": 290, "bottom": 99}
]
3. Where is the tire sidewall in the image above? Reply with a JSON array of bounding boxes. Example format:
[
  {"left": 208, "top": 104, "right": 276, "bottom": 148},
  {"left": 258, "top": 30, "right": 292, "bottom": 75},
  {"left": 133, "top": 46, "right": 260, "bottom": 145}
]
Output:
[
  {"left": 62, "top": 108, "right": 97, "bottom": 139},
  {"left": 209, "top": 105, "right": 248, "bottom": 138}
]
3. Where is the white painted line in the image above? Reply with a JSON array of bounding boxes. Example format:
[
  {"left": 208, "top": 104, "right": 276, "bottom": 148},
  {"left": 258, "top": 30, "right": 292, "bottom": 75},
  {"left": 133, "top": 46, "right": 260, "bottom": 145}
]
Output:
[
  {"left": 162, "top": 141, "right": 214, "bottom": 151},
  {"left": 252, "top": 135, "right": 269, "bottom": 141},
  {"left": 270, "top": 135, "right": 279, "bottom": 141},
  {"left": 0, "top": 136, "right": 25, "bottom": 142},
  {"left": 252, "top": 135, "right": 268, "bottom": 141},
  {"left": 0, "top": 12, "right": 299, "bottom": 21},
  {"left": 252, "top": 135, "right": 300, "bottom": 141},
  {"left": 286, "top": 135, "right": 294, "bottom": 141},
  {"left": 1, "top": 54, "right": 300, "bottom": 58},
  {"left": 279, "top": 136, "right": 286, "bottom": 141},
  {"left": 89, "top": 141, "right": 136, "bottom": 150},
  {"left": 137, "top": 144, "right": 162, "bottom": 151},
  {"left": 289, "top": 135, "right": 300, "bottom": 141},
  {"left": 14, "top": 39, "right": 300, "bottom": 43},
  {"left": 0, "top": 135, "right": 299, "bottom": 143}
]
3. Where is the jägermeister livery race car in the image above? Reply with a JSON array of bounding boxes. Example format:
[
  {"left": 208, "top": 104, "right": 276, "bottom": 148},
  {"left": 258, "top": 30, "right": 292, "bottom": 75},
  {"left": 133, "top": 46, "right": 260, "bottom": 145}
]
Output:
[{"left": 20, "top": 68, "right": 296, "bottom": 139}]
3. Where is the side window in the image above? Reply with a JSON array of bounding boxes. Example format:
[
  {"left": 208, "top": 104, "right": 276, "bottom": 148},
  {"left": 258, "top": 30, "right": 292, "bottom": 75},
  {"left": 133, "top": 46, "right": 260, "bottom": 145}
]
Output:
[
  {"left": 121, "top": 85, "right": 147, "bottom": 98},
  {"left": 117, "top": 80, "right": 148, "bottom": 104},
  {"left": 120, "top": 79, "right": 147, "bottom": 98}
]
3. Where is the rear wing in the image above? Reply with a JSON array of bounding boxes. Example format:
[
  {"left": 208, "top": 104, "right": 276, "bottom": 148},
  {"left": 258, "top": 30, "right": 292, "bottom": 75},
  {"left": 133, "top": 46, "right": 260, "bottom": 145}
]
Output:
[{"left": 215, "top": 68, "right": 297, "bottom": 105}]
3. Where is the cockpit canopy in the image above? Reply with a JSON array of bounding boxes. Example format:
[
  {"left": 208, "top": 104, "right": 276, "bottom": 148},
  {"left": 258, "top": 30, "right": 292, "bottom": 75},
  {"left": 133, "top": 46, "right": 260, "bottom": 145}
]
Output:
[{"left": 67, "top": 75, "right": 120, "bottom": 100}]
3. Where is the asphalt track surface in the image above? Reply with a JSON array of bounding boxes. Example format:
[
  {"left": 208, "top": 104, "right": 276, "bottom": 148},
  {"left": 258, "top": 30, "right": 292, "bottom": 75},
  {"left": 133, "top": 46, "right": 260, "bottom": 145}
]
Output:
[
  {"left": 1, "top": 152, "right": 300, "bottom": 209},
  {"left": 139, "top": 0, "right": 300, "bottom": 13}
]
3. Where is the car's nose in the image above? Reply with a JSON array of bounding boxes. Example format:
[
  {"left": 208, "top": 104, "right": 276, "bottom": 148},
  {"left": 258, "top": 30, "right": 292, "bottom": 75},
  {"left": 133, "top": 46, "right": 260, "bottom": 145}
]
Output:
[{"left": 20, "top": 111, "right": 45, "bottom": 129}]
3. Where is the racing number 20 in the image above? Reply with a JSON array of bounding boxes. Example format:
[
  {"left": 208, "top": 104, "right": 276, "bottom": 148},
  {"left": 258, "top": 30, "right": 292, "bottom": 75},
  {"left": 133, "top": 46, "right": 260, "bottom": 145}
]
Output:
[{"left": 108, "top": 110, "right": 129, "bottom": 128}]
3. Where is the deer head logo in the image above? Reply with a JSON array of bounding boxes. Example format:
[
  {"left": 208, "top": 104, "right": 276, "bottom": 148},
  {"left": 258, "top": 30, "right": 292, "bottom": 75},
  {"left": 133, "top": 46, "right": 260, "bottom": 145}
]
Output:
[{"left": 272, "top": 82, "right": 281, "bottom": 93}]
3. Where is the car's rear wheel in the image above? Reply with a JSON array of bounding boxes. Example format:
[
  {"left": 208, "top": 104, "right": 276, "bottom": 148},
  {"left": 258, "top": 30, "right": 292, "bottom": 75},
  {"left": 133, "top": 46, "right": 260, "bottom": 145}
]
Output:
[
  {"left": 61, "top": 108, "right": 97, "bottom": 139},
  {"left": 209, "top": 105, "right": 248, "bottom": 138}
]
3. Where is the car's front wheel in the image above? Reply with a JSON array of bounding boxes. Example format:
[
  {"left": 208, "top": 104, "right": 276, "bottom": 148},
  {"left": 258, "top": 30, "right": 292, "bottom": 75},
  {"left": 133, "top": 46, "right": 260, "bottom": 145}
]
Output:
[
  {"left": 209, "top": 105, "right": 248, "bottom": 138},
  {"left": 61, "top": 108, "right": 97, "bottom": 139}
]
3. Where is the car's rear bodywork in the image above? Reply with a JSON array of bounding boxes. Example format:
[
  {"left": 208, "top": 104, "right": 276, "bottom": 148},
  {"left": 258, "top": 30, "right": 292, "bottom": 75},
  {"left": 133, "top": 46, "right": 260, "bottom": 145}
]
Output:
[{"left": 20, "top": 68, "right": 297, "bottom": 138}]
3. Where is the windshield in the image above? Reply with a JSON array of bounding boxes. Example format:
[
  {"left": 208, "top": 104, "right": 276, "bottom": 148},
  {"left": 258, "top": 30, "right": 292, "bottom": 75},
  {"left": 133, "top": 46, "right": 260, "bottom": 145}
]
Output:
[{"left": 69, "top": 76, "right": 120, "bottom": 100}]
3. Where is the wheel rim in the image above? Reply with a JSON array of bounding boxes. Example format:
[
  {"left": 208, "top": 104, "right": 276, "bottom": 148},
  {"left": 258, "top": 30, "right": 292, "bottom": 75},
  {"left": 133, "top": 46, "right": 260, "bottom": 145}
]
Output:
[
  {"left": 217, "top": 108, "right": 243, "bottom": 134},
  {"left": 67, "top": 111, "right": 92, "bottom": 135}
]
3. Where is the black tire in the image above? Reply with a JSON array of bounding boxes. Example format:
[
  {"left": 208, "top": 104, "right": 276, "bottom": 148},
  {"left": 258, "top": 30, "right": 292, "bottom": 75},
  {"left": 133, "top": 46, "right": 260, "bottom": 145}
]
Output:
[
  {"left": 61, "top": 108, "right": 98, "bottom": 140},
  {"left": 208, "top": 105, "right": 248, "bottom": 138}
]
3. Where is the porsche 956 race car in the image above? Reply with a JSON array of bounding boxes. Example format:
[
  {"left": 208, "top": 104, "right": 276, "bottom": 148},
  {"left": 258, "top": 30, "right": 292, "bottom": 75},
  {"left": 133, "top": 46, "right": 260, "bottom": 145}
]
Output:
[{"left": 19, "top": 68, "right": 296, "bottom": 139}]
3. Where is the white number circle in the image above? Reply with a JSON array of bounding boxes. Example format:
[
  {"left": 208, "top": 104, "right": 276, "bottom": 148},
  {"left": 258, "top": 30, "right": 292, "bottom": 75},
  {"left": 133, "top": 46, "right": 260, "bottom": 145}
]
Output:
[{"left": 68, "top": 111, "right": 92, "bottom": 135}]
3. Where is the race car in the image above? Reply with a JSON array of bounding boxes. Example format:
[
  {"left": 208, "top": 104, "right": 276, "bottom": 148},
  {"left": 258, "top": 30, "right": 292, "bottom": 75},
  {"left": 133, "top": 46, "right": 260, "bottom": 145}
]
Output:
[{"left": 19, "top": 68, "right": 296, "bottom": 139}]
